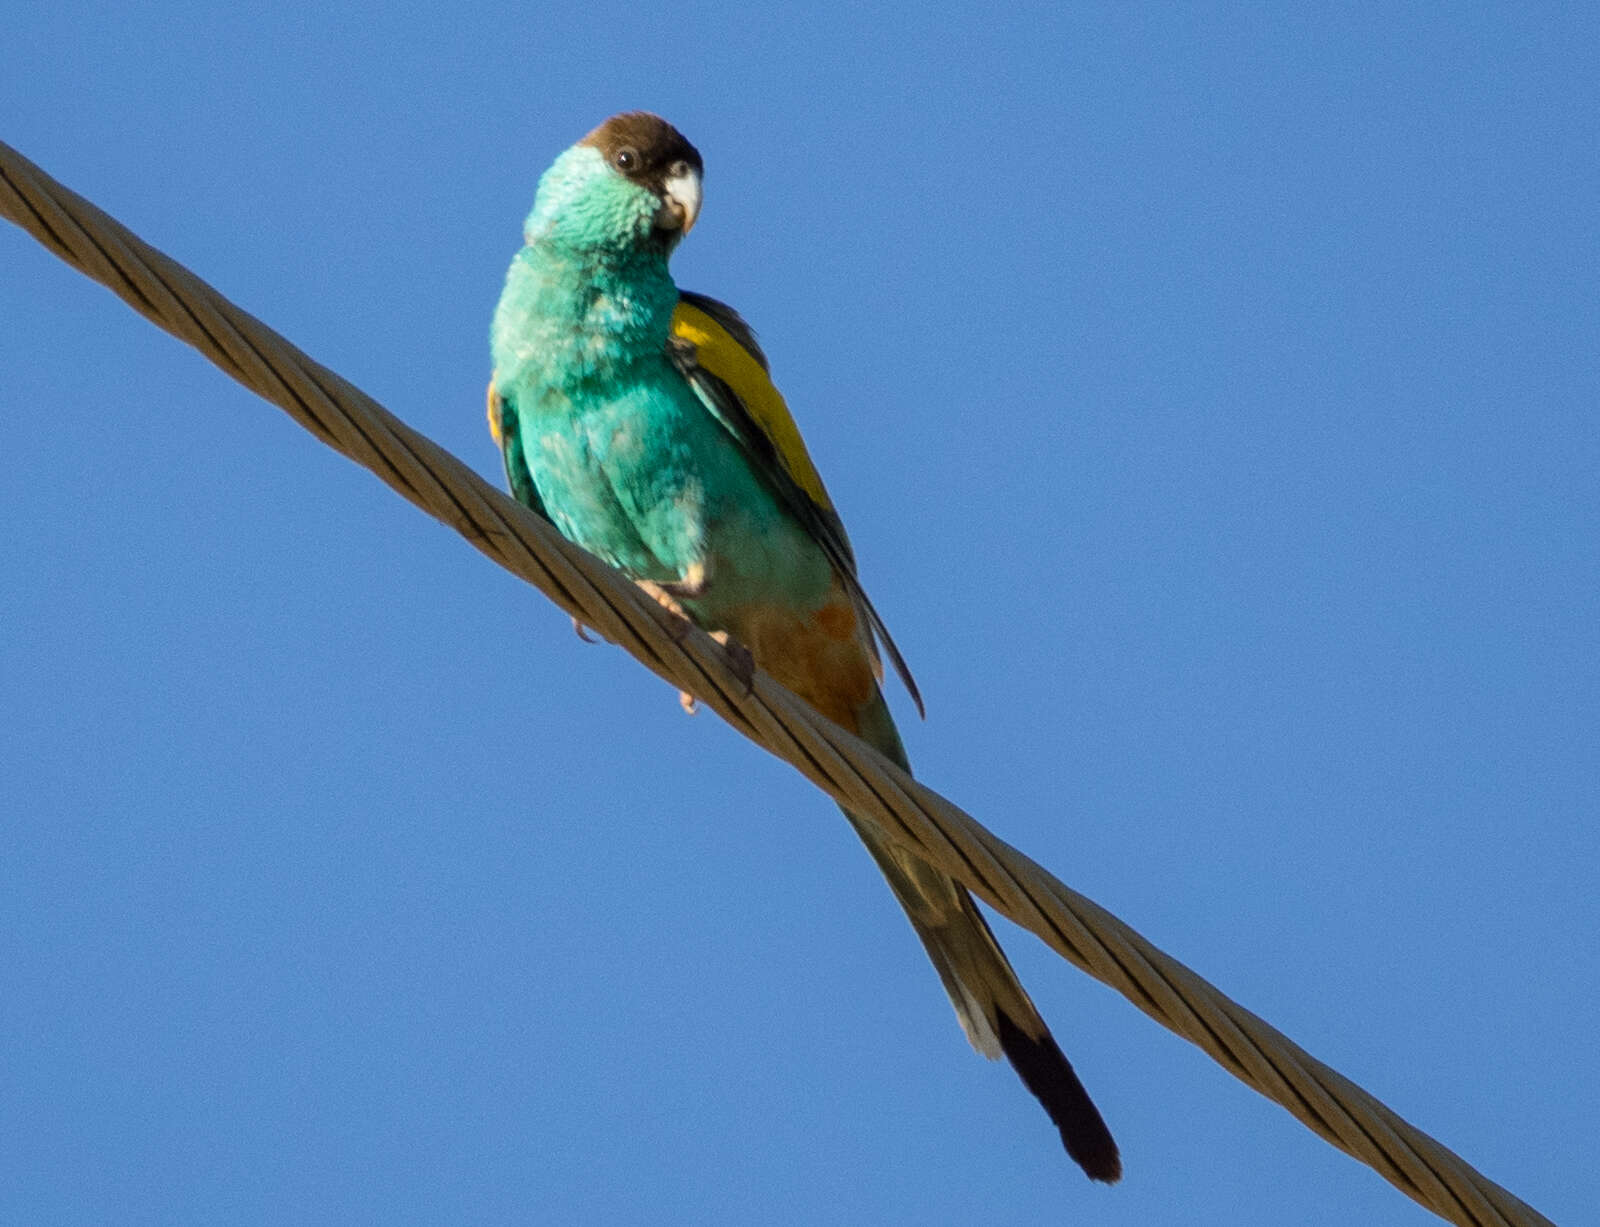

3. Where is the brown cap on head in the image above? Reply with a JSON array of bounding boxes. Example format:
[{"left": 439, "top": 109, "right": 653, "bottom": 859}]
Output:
[{"left": 580, "top": 112, "right": 703, "bottom": 191}]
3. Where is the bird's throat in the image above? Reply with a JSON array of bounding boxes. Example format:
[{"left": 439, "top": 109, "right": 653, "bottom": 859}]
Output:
[{"left": 491, "top": 242, "right": 679, "bottom": 394}]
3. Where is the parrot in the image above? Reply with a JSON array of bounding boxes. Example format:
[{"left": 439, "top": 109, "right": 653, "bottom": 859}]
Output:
[{"left": 487, "top": 112, "right": 1120, "bottom": 1183}]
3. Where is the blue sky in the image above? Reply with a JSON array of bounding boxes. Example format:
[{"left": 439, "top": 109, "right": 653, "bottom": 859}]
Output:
[{"left": 3, "top": 5, "right": 1595, "bottom": 1224}]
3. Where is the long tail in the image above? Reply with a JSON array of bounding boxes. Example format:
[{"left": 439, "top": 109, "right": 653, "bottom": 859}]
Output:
[{"left": 850, "top": 693, "right": 1121, "bottom": 1183}]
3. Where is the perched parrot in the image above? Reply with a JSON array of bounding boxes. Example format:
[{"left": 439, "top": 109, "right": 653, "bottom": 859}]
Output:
[{"left": 488, "top": 112, "right": 1120, "bottom": 1183}]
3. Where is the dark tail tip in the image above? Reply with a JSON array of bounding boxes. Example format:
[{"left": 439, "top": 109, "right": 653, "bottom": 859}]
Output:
[{"left": 996, "top": 1011, "right": 1121, "bottom": 1184}]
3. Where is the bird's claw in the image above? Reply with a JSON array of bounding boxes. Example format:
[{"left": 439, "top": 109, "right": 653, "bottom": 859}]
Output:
[
  {"left": 675, "top": 633, "right": 753, "bottom": 715},
  {"left": 635, "top": 573, "right": 752, "bottom": 709},
  {"left": 640, "top": 561, "right": 710, "bottom": 611},
  {"left": 572, "top": 617, "right": 597, "bottom": 643},
  {"left": 635, "top": 578, "right": 694, "bottom": 631},
  {"left": 657, "top": 560, "right": 710, "bottom": 601},
  {"left": 710, "top": 630, "right": 756, "bottom": 698}
]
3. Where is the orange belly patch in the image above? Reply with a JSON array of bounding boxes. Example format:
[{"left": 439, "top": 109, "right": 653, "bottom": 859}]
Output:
[{"left": 731, "top": 594, "right": 875, "bottom": 733}]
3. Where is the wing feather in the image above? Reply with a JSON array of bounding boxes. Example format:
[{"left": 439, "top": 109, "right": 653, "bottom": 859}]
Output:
[
  {"left": 669, "top": 295, "right": 923, "bottom": 716},
  {"left": 487, "top": 379, "right": 549, "bottom": 521}
]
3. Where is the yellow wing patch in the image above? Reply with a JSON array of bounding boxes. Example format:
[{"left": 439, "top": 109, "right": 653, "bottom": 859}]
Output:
[
  {"left": 670, "top": 300, "right": 837, "bottom": 517},
  {"left": 487, "top": 379, "right": 504, "bottom": 447}
]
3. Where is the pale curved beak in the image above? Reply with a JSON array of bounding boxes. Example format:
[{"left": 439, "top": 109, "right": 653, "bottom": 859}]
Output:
[{"left": 658, "top": 164, "right": 702, "bottom": 235}]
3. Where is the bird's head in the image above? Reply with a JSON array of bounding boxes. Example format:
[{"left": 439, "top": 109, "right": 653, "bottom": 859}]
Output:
[{"left": 524, "top": 112, "right": 703, "bottom": 254}]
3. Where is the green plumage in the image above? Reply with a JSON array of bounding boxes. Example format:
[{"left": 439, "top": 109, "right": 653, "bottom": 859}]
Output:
[
  {"left": 489, "top": 114, "right": 1120, "bottom": 1184},
  {"left": 491, "top": 143, "right": 833, "bottom": 619}
]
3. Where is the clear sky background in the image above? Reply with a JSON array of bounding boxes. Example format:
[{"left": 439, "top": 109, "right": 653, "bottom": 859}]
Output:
[{"left": 3, "top": 5, "right": 1595, "bottom": 1224}]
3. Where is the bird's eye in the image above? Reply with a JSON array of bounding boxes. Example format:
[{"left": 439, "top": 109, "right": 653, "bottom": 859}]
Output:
[{"left": 614, "top": 147, "right": 639, "bottom": 172}]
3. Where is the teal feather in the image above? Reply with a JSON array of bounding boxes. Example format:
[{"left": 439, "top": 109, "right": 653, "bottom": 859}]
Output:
[
  {"left": 490, "top": 143, "right": 833, "bottom": 612},
  {"left": 488, "top": 114, "right": 1121, "bottom": 1184}
]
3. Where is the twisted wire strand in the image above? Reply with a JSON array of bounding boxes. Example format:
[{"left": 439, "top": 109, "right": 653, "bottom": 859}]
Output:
[{"left": 0, "top": 139, "right": 1553, "bottom": 1227}]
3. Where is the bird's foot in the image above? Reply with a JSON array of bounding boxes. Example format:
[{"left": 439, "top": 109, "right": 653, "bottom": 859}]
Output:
[
  {"left": 635, "top": 578, "right": 695, "bottom": 630},
  {"left": 710, "top": 629, "right": 756, "bottom": 698},
  {"left": 653, "top": 561, "right": 711, "bottom": 604},
  {"left": 634, "top": 578, "right": 754, "bottom": 712},
  {"left": 675, "top": 633, "right": 753, "bottom": 714},
  {"left": 572, "top": 617, "right": 598, "bottom": 643},
  {"left": 636, "top": 578, "right": 702, "bottom": 713}
]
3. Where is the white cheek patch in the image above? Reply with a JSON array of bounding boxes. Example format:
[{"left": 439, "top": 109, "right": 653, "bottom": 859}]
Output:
[{"left": 662, "top": 169, "right": 702, "bottom": 233}]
